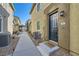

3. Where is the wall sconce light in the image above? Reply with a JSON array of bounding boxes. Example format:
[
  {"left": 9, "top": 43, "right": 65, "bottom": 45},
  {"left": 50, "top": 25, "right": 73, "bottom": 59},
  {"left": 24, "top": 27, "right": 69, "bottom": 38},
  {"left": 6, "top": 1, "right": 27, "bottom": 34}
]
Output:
[
  {"left": 60, "top": 11, "right": 64, "bottom": 17},
  {"left": 61, "top": 22, "right": 66, "bottom": 25},
  {"left": 60, "top": 22, "right": 66, "bottom": 29}
]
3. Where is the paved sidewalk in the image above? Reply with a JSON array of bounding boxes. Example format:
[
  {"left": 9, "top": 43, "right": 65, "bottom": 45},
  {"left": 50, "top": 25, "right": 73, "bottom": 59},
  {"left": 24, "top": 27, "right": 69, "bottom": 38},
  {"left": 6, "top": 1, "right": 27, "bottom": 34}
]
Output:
[{"left": 13, "top": 32, "right": 41, "bottom": 56}]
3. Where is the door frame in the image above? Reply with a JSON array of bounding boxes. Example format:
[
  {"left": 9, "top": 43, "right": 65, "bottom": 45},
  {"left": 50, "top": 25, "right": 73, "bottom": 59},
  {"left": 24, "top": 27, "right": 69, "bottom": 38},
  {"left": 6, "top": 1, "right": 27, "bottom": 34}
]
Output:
[{"left": 48, "top": 8, "right": 59, "bottom": 42}]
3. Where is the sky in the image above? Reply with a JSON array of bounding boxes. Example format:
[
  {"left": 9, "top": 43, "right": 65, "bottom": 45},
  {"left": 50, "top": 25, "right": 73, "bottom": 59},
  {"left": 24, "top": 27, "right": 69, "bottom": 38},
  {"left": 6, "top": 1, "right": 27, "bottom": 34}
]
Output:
[{"left": 14, "top": 3, "right": 32, "bottom": 25}]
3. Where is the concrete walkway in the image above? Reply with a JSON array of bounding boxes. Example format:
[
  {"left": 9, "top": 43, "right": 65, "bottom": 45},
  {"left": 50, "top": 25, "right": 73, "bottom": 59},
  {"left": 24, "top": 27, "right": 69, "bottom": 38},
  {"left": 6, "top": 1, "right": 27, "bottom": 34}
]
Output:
[{"left": 13, "top": 32, "right": 41, "bottom": 56}]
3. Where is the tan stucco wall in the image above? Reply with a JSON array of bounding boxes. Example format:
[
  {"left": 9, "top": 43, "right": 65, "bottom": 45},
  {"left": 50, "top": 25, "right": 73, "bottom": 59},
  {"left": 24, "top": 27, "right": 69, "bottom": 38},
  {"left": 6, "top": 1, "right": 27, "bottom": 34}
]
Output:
[
  {"left": 70, "top": 4, "right": 79, "bottom": 55},
  {"left": 43, "top": 4, "right": 70, "bottom": 50},
  {"left": 57, "top": 4, "right": 70, "bottom": 50},
  {"left": 31, "top": 6, "right": 36, "bottom": 34},
  {"left": 31, "top": 3, "right": 79, "bottom": 55},
  {"left": 31, "top": 4, "right": 49, "bottom": 40},
  {"left": 26, "top": 20, "right": 31, "bottom": 32},
  {"left": 31, "top": 3, "right": 70, "bottom": 45}
]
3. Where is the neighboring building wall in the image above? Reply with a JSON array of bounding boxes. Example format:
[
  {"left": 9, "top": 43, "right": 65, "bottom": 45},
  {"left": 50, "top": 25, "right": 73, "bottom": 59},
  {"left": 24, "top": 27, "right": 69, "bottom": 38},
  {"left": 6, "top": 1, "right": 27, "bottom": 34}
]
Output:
[
  {"left": 8, "top": 15, "right": 14, "bottom": 34},
  {"left": 27, "top": 20, "right": 30, "bottom": 32},
  {"left": 70, "top": 4, "right": 79, "bottom": 55},
  {"left": 0, "top": 3, "right": 14, "bottom": 56},
  {"left": 7, "top": 4, "right": 14, "bottom": 34},
  {"left": 19, "top": 25, "right": 26, "bottom": 32},
  {"left": 1, "top": 3, "right": 14, "bottom": 34},
  {"left": 13, "top": 16, "right": 21, "bottom": 34},
  {"left": 0, "top": 4, "right": 9, "bottom": 33}
]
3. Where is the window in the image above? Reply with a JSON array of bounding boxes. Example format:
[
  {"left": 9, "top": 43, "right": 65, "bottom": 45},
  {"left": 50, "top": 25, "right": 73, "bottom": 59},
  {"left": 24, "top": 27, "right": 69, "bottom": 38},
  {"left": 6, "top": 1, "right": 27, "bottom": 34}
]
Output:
[
  {"left": 37, "top": 21, "right": 40, "bottom": 30},
  {"left": 0, "top": 18, "right": 1, "bottom": 32},
  {"left": 37, "top": 3, "right": 40, "bottom": 12}
]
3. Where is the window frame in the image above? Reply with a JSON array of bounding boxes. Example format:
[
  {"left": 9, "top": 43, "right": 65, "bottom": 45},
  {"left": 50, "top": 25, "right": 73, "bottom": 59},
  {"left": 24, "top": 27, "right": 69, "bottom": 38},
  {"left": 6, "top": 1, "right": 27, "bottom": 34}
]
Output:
[
  {"left": 37, "top": 21, "right": 40, "bottom": 30},
  {"left": 37, "top": 3, "right": 40, "bottom": 12},
  {"left": 0, "top": 14, "right": 3, "bottom": 33}
]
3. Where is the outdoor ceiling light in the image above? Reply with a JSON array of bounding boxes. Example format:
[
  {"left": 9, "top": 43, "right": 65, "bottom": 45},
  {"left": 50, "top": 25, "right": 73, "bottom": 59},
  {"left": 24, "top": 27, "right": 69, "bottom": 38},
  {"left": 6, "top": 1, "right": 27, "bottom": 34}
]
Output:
[{"left": 60, "top": 11, "right": 64, "bottom": 17}]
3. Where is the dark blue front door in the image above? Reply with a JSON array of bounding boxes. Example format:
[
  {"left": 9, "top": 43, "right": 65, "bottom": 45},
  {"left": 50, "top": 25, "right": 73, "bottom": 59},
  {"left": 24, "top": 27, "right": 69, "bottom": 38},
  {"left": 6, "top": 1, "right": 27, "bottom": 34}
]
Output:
[{"left": 49, "top": 12, "right": 58, "bottom": 42}]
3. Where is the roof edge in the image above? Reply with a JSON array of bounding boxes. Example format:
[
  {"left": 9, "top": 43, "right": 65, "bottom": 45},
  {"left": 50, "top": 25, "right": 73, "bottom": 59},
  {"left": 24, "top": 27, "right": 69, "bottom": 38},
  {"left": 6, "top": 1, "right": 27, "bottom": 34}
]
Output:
[
  {"left": 30, "top": 3, "right": 36, "bottom": 14},
  {"left": 9, "top": 3, "right": 15, "bottom": 11}
]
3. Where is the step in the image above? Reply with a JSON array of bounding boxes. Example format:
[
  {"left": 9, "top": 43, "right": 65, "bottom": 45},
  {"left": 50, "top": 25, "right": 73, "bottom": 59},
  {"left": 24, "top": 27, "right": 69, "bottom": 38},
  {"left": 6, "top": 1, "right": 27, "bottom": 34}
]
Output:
[{"left": 37, "top": 42, "right": 59, "bottom": 56}]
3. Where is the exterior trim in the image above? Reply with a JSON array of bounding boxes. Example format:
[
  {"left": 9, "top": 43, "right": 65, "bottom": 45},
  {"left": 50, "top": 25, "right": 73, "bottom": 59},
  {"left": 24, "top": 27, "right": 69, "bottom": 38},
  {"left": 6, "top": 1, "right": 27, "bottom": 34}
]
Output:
[
  {"left": 9, "top": 3, "right": 15, "bottom": 11},
  {"left": 48, "top": 8, "right": 58, "bottom": 41},
  {"left": 48, "top": 8, "right": 59, "bottom": 16},
  {"left": 0, "top": 14, "right": 3, "bottom": 33},
  {"left": 30, "top": 4, "right": 36, "bottom": 14}
]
